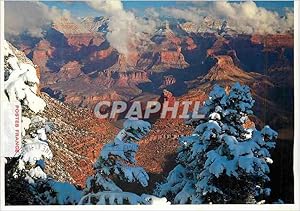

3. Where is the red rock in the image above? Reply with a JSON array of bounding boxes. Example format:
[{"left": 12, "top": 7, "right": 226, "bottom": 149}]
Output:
[
  {"left": 265, "top": 34, "right": 293, "bottom": 48},
  {"left": 186, "top": 37, "right": 197, "bottom": 50},
  {"left": 18, "top": 44, "right": 33, "bottom": 56},
  {"left": 58, "top": 61, "right": 81, "bottom": 80},
  {"left": 161, "top": 75, "right": 176, "bottom": 88},
  {"left": 117, "top": 51, "right": 140, "bottom": 69},
  {"left": 203, "top": 55, "right": 253, "bottom": 82},
  {"left": 158, "top": 89, "right": 176, "bottom": 119},
  {"left": 116, "top": 71, "right": 149, "bottom": 87},
  {"left": 135, "top": 90, "right": 206, "bottom": 190},
  {"left": 207, "top": 37, "right": 230, "bottom": 56},
  {"left": 52, "top": 17, "right": 88, "bottom": 35},
  {"left": 66, "top": 34, "right": 104, "bottom": 48},
  {"left": 33, "top": 50, "right": 47, "bottom": 64},
  {"left": 160, "top": 49, "right": 188, "bottom": 67},
  {"left": 126, "top": 51, "right": 140, "bottom": 67},
  {"left": 250, "top": 34, "right": 263, "bottom": 45},
  {"left": 41, "top": 93, "right": 118, "bottom": 187},
  {"left": 91, "top": 36, "right": 105, "bottom": 46},
  {"left": 167, "top": 33, "right": 182, "bottom": 45},
  {"left": 161, "top": 89, "right": 175, "bottom": 104},
  {"left": 91, "top": 47, "right": 113, "bottom": 60},
  {"left": 32, "top": 40, "right": 54, "bottom": 70},
  {"left": 251, "top": 34, "right": 293, "bottom": 48}
]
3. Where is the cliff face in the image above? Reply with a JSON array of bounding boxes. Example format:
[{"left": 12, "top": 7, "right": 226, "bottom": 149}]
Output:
[
  {"left": 5, "top": 40, "right": 118, "bottom": 188},
  {"left": 185, "top": 37, "right": 197, "bottom": 50},
  {"left": 52, "top": 17, "right": 89, "bottom": 34},
  {"left": 251, "top": 34, "right": 294, "bottom": 48},
  {"left": 13, "top": 15, "right": 293, "bottom": 112},
  {"left": 11, "top": 18, "right": 293, "bottom": 133},
  {"left": 160, "top": 75, "right": 176, "bottom": 88},
  {"left": 207, "top": 37, "right": 230, "bottom": 56},
  {"left": 112, "top": 71, "right": 149, "bottom": 88},
  {"left": 135, "top": 89, "right": 207, "bottom": 193},
  {"left": 202, "top": 55, "right": 254, "bottom": 82},
  {"left": 58, "top": 61, "right": 82, "bottom": 81},
  {"left": 160, "top": 49, "right": 188, "bottom": 68},
  {"left": 91, "top": 47, "right": 113, "bottom": 60},
  {"left": 32, "top": 40, "right": 54, "bottom": 71},
  {"left": 41, "top": 93, "right": 117, "bottom": 187},
  {"left": 65, "top": 34, "right": 105, "bottom": 48},
  {"left": 24, "top": 27, "right": 187, "bottom": 107}
]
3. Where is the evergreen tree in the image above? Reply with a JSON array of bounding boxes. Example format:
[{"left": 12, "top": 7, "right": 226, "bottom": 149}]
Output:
[
  {"left": 4, "top": 40, "right": 53, "bottom": 204},
  {"left": 79, "top": 119, "right": 152, "bottom": 205},
  {"left": 4, "top": 40, "right": 82, "bottom": 205},
  {"left": 156, "top": 83, "right": 277, "bottom": 204}
]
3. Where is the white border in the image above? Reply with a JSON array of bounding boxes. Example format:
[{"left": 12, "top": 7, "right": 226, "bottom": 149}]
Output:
[
  {"left": 293, "top": 0, "right": 300, "bottom": 210},
  {"left": 0, "top": 1, "right": 299, "bottom": 211}
]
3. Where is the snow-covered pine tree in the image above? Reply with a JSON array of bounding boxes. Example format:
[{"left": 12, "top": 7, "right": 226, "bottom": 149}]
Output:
[
  {"left": 79, "top": 119, "right": 152, "bottom": 205},
  {"left": 4, "top": 40, "right": 82, "bottom": 205},
  {"left": 156, "top": 83, "right": 277, "bottom": 204},
  {"left": 4, "top": 40, "right": 53, "bottom": 204}
]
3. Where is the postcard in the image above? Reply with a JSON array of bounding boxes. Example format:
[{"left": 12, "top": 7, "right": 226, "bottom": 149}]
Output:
[{"left": 0, "top": 1, "right": 299, "bottom": 210}]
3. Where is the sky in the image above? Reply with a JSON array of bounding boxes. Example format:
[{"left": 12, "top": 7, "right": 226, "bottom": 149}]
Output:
[
  {"left": 5, "top": 0, "right": 294, "bottom": 52},
  {"left": 43, "top": 1, "right": 180, "bottom": 17},
  {"left": 43, "top": 1, "right": 294, "bottom": 17}
]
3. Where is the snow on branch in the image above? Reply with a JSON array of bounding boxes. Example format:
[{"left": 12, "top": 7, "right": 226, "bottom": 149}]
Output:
[{"left": 157, "top": 83, "right": 277, "bottom": 204}]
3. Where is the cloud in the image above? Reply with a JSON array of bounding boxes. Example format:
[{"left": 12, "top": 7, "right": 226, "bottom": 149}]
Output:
[
  {"left": 150, "top": 1, "right": 293, "bottom": 34},
  {"left": 87, "top": 0, "right": 123, "bottom": 13},
  {"left": 5, "top": 1, "right": 71, "bottom": 38},
  {"left": 86, "top": 0, "right": 156, "bottom": 58},
  {"left": 211, "top": 1, "right": 293, "bottom": 34},
  {"left": 160, "top": 7, "right": 206, "bottom": 24}
]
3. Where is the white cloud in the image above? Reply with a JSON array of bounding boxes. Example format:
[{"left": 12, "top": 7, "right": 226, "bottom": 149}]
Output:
[
  {"left": 160, "top": 7, "right": 207, "bottom": 24},
  {"left": 87, "top": 0, "right": 123, "bottom": 13},
  {"left": 149, "top": 1, "right": 293, "bottom": 34},
  {"left": 5, "top": 1, "right": 72, "bottom": 38},
  {"left": 86, "top": 0, "right": 156, "bottom": 58},
  {"left": 212, "top": 1, "right": 293, "bottom": 34}
]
